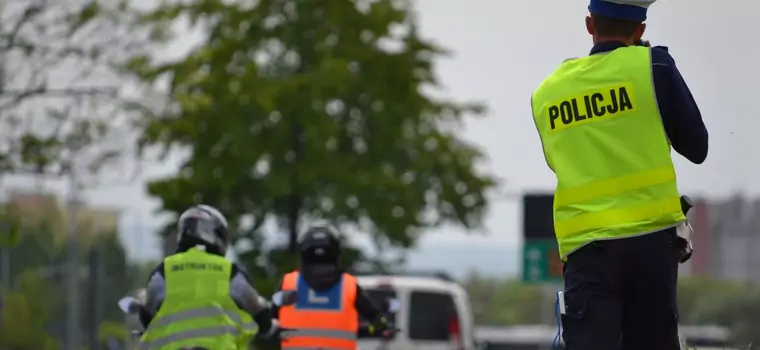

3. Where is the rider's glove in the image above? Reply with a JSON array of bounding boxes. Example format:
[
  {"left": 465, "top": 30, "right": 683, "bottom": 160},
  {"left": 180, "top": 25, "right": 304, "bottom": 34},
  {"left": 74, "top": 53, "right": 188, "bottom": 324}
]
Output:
[
  {"left": 259, "top": 319, "right": 281, "bottom": 339},
  {"left": 368, "top": 316, "right": 395, "bottom": 337}
]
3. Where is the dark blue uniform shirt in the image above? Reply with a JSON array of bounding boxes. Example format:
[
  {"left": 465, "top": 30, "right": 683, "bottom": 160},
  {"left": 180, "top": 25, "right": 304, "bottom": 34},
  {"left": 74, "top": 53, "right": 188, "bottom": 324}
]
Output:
[{"left": 591, "top": 41, "right": 709, "bottom": 164}]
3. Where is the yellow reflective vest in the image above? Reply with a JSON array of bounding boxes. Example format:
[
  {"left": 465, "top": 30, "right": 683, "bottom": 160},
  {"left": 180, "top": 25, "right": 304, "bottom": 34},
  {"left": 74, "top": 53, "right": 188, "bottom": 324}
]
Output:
[
  {"left": 531, "top": 46, "right": 686, "bottom": 259},
  {"left": 139, "top": 248, "right": 257, "bottom": 349}
]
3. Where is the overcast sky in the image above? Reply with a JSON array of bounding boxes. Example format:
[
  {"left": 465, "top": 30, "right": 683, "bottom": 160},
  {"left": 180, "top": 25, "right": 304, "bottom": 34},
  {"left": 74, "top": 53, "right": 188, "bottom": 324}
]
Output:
[{"left": 3, "top": 0, "right": 759, "bottom": 275}]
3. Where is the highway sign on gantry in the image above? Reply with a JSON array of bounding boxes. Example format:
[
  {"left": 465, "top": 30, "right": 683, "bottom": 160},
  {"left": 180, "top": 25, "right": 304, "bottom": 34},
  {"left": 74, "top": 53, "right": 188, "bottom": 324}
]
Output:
[
  {"left": 521, "top": 239, "right": 563, "bottom": 283},
  {"left": 522, "top": 193, "right": 563, "bottom": 283}
]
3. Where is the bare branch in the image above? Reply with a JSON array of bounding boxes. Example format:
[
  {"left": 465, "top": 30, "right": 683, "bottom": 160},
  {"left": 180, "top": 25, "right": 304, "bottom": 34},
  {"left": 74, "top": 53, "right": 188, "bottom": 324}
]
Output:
[
  {"left": 1, "top": 3, "right": 44, "bottom": 52},
  {"left": 0, "top": 86, "right": 118, "bottom": 111},
  {"left": 0, "top": 0, "right": 149, "bottom": 179}
]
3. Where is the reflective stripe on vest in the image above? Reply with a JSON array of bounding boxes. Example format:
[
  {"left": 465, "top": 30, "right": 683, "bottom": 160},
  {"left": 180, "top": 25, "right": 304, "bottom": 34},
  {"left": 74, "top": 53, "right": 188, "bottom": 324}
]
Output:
[
  {"left": 281, "top": 328, "right": 357, "bottom": 340},
  {"left": 139, "top": 248, "right": 257, "bottom": 349},
  {"left": 531, "top": 46, "right": 685, "bottom": 259},
  {"left": 147, "top": 306, "right": 258, "bottom": 331},
  {"left": 279, "top": 271, "right": 359, "bottom": 349},
  {"left": 139, "top": 325, "right": 243, "bottom": 349},
  {"left": 277, "top": 348, "right": 346, "bottom": 350}
]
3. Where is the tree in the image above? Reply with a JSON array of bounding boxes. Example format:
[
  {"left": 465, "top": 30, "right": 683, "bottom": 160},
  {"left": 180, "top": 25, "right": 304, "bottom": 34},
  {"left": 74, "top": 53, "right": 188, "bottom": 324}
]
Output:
[
  {"left": 0, "top": 267, "right": 61, "bottom": 350},
  {"left": 83, "top": 233, "right": 131, "bottom": 335},
  {"left": 706, "top": 291, "right": 760, "bottom": 347},
  {"left": 6, "top": 224, "right": 62, "bottom": 291},
  {"left": 677, "top": 277, "right": 760, "bottom": 347},
  {"left": 0, "top": 0, "right": 140, "bottom": 181},
  {"left": 0, "top": 209, "right": 20, "bottom": 247},
  {"left": 676, "top": 277, "right": 746, "bottom": 324},
  {"left": 0, "top": 201, "right": 135, "bottom": 347},
  {"left": 125, "top": 0, "right": 497, "bottom": 280}
]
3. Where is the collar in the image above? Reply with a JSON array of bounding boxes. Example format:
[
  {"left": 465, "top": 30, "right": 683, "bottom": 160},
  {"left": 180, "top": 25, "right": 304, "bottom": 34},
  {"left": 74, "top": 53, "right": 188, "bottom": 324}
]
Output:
[{"left": 590, "top": 41, "right": 628, "bottom": 55}]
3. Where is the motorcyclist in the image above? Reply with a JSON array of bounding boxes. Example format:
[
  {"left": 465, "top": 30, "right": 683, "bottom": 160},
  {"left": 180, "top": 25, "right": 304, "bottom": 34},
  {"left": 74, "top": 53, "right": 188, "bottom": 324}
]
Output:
[
  {"left": 273, "top": 222, "right": 393, "bottom": 349},
  {"left": 139, "top": 205, "right": 278, "bottom": 349}
]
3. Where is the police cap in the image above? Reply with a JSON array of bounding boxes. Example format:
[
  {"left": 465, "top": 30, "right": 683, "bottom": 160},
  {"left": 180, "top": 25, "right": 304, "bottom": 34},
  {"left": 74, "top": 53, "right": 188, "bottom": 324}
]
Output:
[{"left": 589, "top": 0, "right": 656, "bottom": 22}]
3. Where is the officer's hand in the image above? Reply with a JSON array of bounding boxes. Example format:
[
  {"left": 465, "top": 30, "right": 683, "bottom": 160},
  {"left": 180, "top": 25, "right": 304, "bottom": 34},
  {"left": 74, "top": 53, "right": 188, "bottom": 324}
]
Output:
[
  {"left": 638, "top": 39, "right": 672, "bottom": 54},
  {"left": 636, "top": 39, "right": 651, "bottom": 47}
]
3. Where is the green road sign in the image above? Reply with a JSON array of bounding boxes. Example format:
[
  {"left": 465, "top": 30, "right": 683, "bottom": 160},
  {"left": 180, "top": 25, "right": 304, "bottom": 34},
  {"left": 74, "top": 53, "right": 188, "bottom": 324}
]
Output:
[{"left": 522, "top": 239, "right": 563, "bottom": 283}]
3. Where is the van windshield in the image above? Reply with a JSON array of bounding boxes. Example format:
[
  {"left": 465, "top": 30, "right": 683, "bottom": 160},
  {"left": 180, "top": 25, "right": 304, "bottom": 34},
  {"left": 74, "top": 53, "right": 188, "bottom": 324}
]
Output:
[{"left": 358, "top": 288, "right": 397, "bottom": 339}]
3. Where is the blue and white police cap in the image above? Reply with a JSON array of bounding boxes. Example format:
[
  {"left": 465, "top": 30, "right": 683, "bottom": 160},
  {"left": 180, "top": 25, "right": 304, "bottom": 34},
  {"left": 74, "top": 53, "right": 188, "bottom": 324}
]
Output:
[{"left": 589, "top": 0, "right": 656, "bottom": 22}]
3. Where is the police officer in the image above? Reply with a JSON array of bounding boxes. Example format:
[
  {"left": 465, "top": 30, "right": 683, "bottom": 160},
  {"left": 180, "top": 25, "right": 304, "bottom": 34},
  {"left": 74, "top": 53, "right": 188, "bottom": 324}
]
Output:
[
  {"left": 273, "top": 223, "right": 393, "bottom": 349},
  {"left": 531, "top": 1, "right": 708, "bottom": 349},
  {"left": 140, "top": 205, "right": 278, "bottom": 349}
]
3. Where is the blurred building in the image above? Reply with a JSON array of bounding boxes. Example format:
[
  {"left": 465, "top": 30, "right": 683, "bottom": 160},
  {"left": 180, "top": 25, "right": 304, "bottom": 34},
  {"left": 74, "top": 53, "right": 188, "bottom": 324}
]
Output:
[
  {"left": 679, "top": 195, "right": 760, "bottom": 284},
  {"left": 3, "top": 188, "right": 121, "bottom": 242}
]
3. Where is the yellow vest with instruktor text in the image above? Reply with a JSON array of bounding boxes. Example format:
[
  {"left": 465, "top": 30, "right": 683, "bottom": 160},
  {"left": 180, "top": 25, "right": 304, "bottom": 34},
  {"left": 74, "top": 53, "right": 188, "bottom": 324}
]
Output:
[{"left": 139, "top": 248, "right": 257, "bottom": 349}]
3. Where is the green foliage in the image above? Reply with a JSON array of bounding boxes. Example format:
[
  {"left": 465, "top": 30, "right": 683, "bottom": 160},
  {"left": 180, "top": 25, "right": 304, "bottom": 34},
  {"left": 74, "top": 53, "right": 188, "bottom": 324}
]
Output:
[
  {"left": 2, "top": 219, "right": 133, "bottom": 347},
  {"left": 677, "top": 276, "right": 747, "bottom": 324},
  {"left": 86, "top": 233, "right": 132, "bottom": 324},
  {"left": 125, "top": 0, "right": 497, "bottom": 285},
  {"left": 7, "top": 225, "right": 62, "bottom": 285},
  {"left": 0, "top": 273, "right": 61, "bottom": 350},
  {"left": 678, "top": 277, "right": 760, "bottom": 347},
  {"left": 0, "top": 210, "right": 21, "bottom": 247},
  {"left": 98, "top": 320, "right": 127, "bottom": 342},
  {"left": 463, "top": 272, "right": 543, "bottom": 325},
  {"left": 703, "top": 290, "right": 760, "bottom": 347}
]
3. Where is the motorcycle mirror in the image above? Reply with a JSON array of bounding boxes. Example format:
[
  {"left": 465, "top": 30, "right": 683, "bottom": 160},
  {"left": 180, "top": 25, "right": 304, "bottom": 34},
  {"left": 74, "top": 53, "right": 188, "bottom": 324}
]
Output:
[
  {"left": 272, "top": 290, "right": 298, "bottom": 306},
  {"left": 118, "top": 296, "right": 140, "bottom": 314},
  {"left": 386, "top": 298, "right": 401, "bottom": 313}
]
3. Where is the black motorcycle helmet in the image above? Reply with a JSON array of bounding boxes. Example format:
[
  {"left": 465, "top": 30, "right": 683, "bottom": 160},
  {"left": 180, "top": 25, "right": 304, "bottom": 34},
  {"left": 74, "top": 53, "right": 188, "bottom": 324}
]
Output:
[
  {"left": 176, "top": 205, "right": 229, "bottom": 256},
  {"left": 298, "top": 222, "right": 341, "bottom": 265}
]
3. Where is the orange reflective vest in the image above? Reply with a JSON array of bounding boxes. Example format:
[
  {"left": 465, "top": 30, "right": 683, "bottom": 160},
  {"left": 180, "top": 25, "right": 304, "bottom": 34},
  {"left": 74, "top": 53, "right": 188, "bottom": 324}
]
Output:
[{"left": 279, "top": 271, "right": 359, "bottom": 349}]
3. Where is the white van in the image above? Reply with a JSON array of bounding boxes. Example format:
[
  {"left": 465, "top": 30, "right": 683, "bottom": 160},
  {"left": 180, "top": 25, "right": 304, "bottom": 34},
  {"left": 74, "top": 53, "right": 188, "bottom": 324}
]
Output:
[{"left": 355, "top": 272, "right": 477, "bottom": 350}]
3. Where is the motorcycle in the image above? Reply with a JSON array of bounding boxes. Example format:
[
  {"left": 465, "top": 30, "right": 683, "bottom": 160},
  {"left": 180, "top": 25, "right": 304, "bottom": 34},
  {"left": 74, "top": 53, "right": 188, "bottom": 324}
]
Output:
[{"left": 118, "top": 290, "right": 297, "bottom": 349}]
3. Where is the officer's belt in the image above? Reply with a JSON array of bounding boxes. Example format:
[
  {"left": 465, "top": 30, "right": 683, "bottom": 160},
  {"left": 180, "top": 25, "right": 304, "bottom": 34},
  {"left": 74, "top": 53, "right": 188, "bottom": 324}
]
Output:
[{"left": 280, "top": 328, "right": 357, "bottom": 340}]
